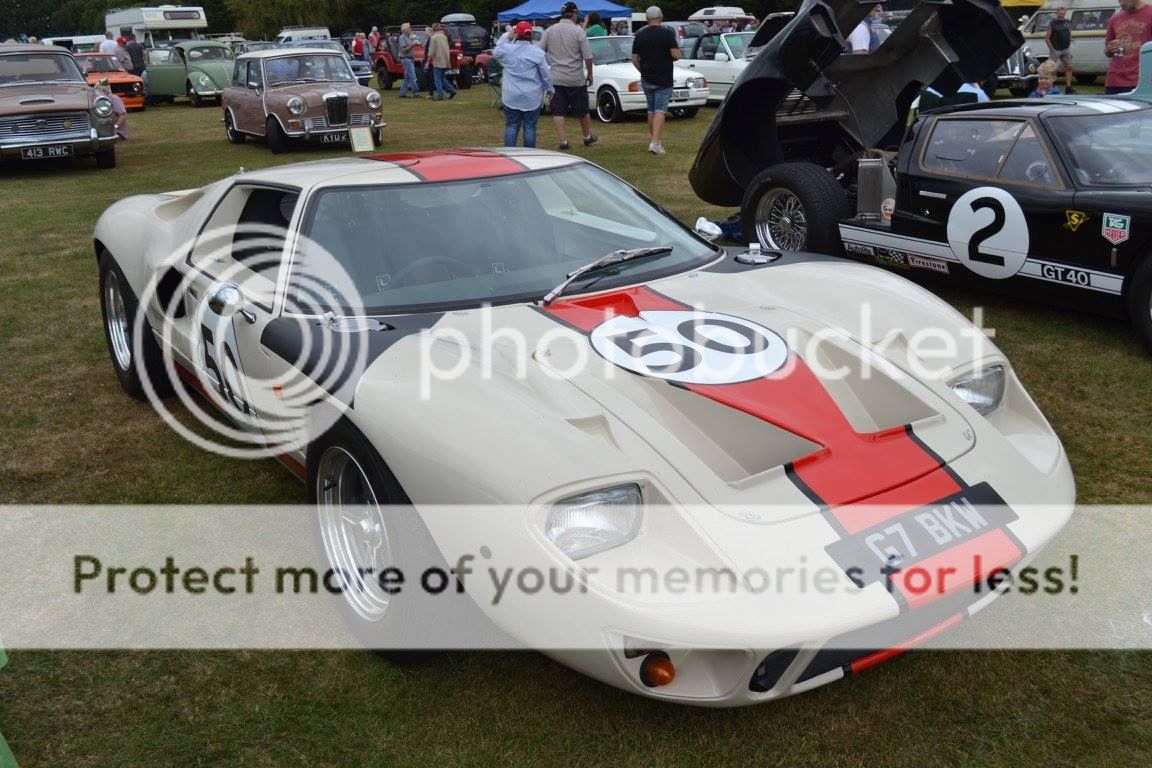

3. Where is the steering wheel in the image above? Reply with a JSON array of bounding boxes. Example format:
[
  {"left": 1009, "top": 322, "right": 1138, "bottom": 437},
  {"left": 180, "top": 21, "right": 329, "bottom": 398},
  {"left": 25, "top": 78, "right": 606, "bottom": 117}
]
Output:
[
  {"left": 388, "top": 255, "right": 477, "bottom": 287},
  {"left": 1025, "top": 160, "right": 1052, "bottom": 184}
]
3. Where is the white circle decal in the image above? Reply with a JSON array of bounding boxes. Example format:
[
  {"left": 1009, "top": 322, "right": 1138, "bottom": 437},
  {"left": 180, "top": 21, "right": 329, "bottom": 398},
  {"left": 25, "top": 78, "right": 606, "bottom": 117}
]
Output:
[
  {"left": 590, "top": 310, "right": 788, "bottom": 385},
  {"left": 946, "top": 187, "right": 1029, "bottom": 279}
]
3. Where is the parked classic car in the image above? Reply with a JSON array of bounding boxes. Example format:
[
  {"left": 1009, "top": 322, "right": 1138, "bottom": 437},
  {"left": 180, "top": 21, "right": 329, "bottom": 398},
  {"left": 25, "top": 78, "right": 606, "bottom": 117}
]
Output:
[
  {"left": 146, "top": 40, "right": 235, "bottom": 106},
  {"left": 94, "top": 148, "right": 1073, "bottom": 705},
  {"left": 0, "top": 44, "right": 119, "bottom": 168},
  {"left": 588, "top": 36, "right": 709, "bottom": 122},
  {"left": 675, "top": 31, "right": 759, "bottom": 103},
  {"left": 221, "top": 48, "right": 383, "bottom": 153},
  {"left": 279, "top": 38, "right": 373, "bottom": 88},
  {"left": 374, "top": 26, "right": 474, "bottom": 91},
  {"left": 74, "top": 52, "right": 146, "bottom": 110}
]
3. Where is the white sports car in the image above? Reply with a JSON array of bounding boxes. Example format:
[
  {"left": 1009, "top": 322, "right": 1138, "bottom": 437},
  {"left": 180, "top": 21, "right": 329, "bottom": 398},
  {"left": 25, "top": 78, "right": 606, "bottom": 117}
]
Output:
[
  {"left": 94, "top": 149, "right": 1074, "bottom": 706},
  {"left": 587, "top": 35, "right": 709, "bottom": 122},
  {"left": 675, "top": 31, "right": 759, "bottom": 104}
]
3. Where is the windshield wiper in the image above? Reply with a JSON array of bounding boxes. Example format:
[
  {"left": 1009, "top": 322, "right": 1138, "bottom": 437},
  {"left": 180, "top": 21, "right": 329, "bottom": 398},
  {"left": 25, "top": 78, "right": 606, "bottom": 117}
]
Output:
[{"left": 541, "top": 247, "right": 673, "bottom": 305}]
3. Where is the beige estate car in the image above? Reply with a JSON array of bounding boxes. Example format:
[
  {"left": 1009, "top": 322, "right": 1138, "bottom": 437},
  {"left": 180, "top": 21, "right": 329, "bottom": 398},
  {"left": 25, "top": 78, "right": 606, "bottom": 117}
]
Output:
[
  {"left": 221, "top": 48, "right": 383, "bottom": 153},
  {"left": 0, "top": 44, "right": 119, "bottom": 168}
]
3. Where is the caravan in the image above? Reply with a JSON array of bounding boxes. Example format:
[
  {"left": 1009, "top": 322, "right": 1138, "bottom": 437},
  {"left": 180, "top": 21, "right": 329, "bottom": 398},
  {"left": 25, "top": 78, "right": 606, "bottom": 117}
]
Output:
[{"left": 105, "top": 5, "right": 207, "bottom": 48}]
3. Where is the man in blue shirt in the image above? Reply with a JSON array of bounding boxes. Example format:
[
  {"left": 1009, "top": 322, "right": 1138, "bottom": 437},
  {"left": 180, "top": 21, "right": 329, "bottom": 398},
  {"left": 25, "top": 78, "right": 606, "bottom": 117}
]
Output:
[{"left": 495, "top": 21, "right": 553, "bottom": 147}]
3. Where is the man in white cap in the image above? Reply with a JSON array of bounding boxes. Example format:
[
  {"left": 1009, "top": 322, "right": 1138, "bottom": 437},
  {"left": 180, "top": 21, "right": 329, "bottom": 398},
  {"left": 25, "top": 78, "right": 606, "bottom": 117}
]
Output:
[{"left": 631, "top": 6, "right": 680, "bottom": 154}]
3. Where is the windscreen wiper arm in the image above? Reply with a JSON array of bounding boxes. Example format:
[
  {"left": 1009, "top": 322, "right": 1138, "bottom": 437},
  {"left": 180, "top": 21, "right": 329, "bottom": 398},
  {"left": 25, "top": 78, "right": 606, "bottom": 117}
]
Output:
[{"left": 541, "top": 246, "right": 673, "bottom": 305}]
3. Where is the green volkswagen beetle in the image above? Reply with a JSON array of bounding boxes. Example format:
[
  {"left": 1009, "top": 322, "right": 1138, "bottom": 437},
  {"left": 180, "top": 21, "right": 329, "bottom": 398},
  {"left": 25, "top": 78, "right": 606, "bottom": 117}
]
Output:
[{"left": 146, "top": 41, "right": 235, "bottom": 106}]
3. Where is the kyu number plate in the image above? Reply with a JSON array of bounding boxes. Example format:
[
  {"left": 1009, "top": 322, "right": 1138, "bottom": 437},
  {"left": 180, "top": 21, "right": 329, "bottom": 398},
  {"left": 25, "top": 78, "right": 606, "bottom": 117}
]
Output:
[
  {"left": 320, "top": 132, "right": 349, "bottom": 144},
  {"left": 20, "top": 145, "right": 73, "bottom": 160},
  {"left": 672, "top": 89, "right": 690, "bottom": 100}
]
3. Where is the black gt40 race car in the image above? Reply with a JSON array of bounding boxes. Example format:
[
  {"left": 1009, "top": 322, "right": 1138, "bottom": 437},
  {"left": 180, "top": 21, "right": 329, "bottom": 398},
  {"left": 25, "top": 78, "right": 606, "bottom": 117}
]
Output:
[{"left": 690, "top": 0, "right": 1152, "bottom": 351}]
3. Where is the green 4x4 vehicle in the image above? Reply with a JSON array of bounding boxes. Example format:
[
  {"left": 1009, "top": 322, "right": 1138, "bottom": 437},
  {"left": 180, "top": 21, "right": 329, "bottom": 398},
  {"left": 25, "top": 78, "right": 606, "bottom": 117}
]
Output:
[{"left": 146, "top": 40, "right": 235, "bottom": 106}]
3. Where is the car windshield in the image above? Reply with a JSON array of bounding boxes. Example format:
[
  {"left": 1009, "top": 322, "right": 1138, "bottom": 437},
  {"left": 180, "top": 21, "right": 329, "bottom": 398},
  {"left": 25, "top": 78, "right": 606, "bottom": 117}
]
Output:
[
  {"left": 78, "top": 56, "right": 126, "bottom": 74},
  {"left": 265, "top": 54, "right": 354, "bottom": 85},
  {"left": 0, "top": 52, "right": 86, "bottom": 85},
  {"left": 1049, "top": 110, "right": 1152, "bottom": 186},
  {"left": 292, "top": 163, "right": 718, "bottom": 313},
  {"left": 723, "top": 32, "right": 758, "bottom": 58},
  {"left": 186, "top": 46, "right": 234, "bottom": 60},
  {"left": 589, "top": 37, "right": 633, "bottom": 65}
]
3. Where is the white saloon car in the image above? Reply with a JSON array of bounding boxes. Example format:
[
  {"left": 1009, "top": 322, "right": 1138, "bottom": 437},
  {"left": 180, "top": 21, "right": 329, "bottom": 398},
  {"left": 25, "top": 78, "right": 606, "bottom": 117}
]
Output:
[
  {"left": 94, "top": 149, "right": 1074, "bottom": 706},
  {"left": 675, "top": 31, "right": 759, "bottom": 103},
  {"left": 587, "top": 35, "right": 708, "bottom": 122}
]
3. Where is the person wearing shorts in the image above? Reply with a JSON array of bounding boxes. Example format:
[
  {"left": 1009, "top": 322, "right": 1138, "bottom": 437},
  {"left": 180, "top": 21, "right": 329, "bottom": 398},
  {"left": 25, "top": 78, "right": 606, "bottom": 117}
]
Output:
[
  {"left": 540, "top": 1, "right": 597, "bottom": 150},
  {"left": 631, "top": 6, "right": 680, "bottom": 155},
  {"left": 1046, "top": 6, "right": 1077, "bottom": 93}
]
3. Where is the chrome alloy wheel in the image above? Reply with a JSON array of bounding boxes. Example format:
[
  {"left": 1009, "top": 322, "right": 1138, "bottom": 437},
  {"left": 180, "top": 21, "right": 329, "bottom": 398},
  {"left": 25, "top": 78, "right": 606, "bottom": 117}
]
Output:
[
  {"left": 104, "top": 270, "right": 132, "bottom": 371},
  {"left": 316, "top": 446, "right": 393, "bottom": 622},
  {"left": 755, "top": 188, "right": 808, "bottom": 251}
]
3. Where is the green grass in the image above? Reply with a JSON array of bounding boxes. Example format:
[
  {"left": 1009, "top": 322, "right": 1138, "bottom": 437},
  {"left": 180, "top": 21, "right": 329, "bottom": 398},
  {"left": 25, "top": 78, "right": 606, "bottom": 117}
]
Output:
[{"left": 0, "top": 86, "right": 1150, "bottom": 766}]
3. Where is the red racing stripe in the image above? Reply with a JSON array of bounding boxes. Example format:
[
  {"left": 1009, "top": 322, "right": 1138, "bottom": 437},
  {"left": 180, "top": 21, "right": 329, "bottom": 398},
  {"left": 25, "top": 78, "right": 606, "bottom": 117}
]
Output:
[
  {"left": 363, "top": 149, "right": 527, "bottom": 182},
  {"left": 848, "top": 612, "right": 965, "bottom": 674},
  {"left": 892, "top": 529, "right": 1023, "bottom": 610}
]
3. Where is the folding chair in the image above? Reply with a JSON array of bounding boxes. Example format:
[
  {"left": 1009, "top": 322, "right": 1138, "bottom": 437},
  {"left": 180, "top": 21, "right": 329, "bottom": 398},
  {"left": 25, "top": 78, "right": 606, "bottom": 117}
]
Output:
[{"left": 488, "top": 58, "right": 503, "bottom": 108}]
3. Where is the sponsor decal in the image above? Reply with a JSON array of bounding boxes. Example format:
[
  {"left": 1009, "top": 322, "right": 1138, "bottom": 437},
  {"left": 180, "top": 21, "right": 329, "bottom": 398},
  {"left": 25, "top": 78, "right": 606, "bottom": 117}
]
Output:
[
  {"left": 1040, "top": 263, "right": 1090, "bottom": 287},
  {"left": 1063, "top": 210, "right": 1090, "bottom": 232},
  {"left": 881, "top": 198, "right": 896, "bottom": 221},
  {"left": 844, "top": 242, "right": 876, "bottom": 257},
  {"left": 946, "top": 187, "right": 1029, "bottom": 279},
  {"left": 908, "top": 254, "right": 950, "bottom": 274},
  {"left": 1102, "top": 213, "right": 1131, "bottom": 245},
  {"left": 876, "top": 247, "right": 908, "bottom": 268}
]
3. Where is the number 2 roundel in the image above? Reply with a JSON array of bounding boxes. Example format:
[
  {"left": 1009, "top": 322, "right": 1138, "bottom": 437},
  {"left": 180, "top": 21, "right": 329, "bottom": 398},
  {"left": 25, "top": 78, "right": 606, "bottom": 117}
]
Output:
[
  {"left": 589, "top": 310, "right": 789, "bottom": 385},
  {"left": 946, "top": 187, "right": 1029, "bottom": 280}
]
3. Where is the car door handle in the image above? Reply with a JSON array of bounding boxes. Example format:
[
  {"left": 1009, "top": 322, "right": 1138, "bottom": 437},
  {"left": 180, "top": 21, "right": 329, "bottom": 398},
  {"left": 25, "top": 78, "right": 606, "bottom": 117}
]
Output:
[{"left": 918, "top": 190, "right": 947, "bottom": 199}]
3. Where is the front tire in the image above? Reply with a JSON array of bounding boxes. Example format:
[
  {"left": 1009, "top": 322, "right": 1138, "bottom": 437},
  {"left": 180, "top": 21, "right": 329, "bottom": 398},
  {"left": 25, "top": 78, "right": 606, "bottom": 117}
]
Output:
[
  {"left": 379, "top": 67, "right": 394, "bottom": 90},
  {"left": 187, "top": 82, "right": 203, "bottom": 107},
  {"left": 670, "top": 106, "right": 699, "bottom": 118},
  {"left": 596, "top": 87, "right": 624, "bottom": 123},
  {"left": 1008, "top": 83, "right": 1032, "bottom": 98},
  {"left": 99, "top": 251, "right": 172, "bottom": 401},
  {"left": 740, "top": 162, "right": 850, "bottom": 253},
  {"left": 225, "top": 111, "right": 245, "bottom": 144},
  {"left": 265, "top": 116, "right": 290, "bottom": 154},
  {"left": 1127, "top": 256, "right": 1152, "bottom": 353}
]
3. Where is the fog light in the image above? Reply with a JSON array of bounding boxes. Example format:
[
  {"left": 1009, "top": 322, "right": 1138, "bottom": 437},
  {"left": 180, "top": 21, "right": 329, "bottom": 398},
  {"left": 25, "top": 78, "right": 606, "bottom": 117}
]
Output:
[{"left": 640, "top": 651, "right": 675, "bottom": 687}]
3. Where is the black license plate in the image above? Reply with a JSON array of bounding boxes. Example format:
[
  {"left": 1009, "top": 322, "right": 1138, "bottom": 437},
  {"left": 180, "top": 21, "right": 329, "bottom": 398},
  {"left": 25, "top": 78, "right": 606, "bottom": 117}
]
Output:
[
  {"left": 320, "top": 132, "right": 348, "bottom": 144},
  {"left": 20, "top": 145, "right": 73, "bottom": 160}
]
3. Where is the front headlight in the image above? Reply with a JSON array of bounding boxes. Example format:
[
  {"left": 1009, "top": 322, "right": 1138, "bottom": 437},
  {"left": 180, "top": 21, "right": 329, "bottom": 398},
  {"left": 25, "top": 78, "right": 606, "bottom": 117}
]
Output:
[
  {"left": 1022, "top": 46, "right": 1033, "bottom": 60},
  {"left": 197, "top": 73, "right": 213, "bottom": 88},
  {"left": 132, "top": 83, "right": 142, "bottom": 93},
  {"left": 545, "top": 484, "right": 642, "bottom": 560},
  {"left": 286, "top": 96, "right": 305, "bottom": 115},
  {"left": 688, "top": 76, "right": 706, "bottom": 89},
  {"left": 366, "top": 90, "right": 381, "bottom": 109},
  {"left": 93, "top": 96, "right": 113, "bottom": 118},
  {"left": 949, "top": 365, "right": 1005, "bottom": 416}
]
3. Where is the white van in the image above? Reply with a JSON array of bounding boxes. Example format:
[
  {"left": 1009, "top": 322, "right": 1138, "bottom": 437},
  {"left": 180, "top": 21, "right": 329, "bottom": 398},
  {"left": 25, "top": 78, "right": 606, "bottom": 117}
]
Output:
[
  {"left": 106, "top": 5, "right": 207, "bottom": 48},
  {"left": 273, "top": 26, "right": 332, "bottom": 45},
  {"left": 1020, "top": 0, "right": 1119, "bottom": 84}
]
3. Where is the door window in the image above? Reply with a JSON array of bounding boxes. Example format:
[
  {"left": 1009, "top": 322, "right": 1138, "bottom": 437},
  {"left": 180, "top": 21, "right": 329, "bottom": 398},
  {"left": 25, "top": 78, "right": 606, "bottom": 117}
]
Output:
[
  {"left": 997, "top": 124, "right": 1060, "bottom": 187},
  {"left": 920, "top": 119, "right": 1027, "bottom": 180}
]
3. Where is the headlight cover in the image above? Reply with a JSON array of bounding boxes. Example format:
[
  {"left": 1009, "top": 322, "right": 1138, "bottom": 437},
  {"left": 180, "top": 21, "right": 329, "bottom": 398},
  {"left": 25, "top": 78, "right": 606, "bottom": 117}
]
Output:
[
  {"left": 949, "top": 365, "right": 1005, "bottom": 416},
  {"left": 688, "top": 76, "right": 706, "bottom": 89},
  {"left": 286, "top": 96, "right": 305, "bottom": 115},
  {"left": 93, "top": 96, "right": 113, "bottom": 117},
  {"left": 366, "top": 90, "right": 381, "bottom": 109},
  {"left": 545, "top": 484, "right": 642, "bottom": 560}
]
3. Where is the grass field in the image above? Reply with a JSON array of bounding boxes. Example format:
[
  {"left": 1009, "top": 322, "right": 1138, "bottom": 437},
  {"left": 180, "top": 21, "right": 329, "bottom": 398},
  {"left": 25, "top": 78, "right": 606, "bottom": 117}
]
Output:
[{"left": 0, "top": 82, "right": 1150, "bottom": 766}]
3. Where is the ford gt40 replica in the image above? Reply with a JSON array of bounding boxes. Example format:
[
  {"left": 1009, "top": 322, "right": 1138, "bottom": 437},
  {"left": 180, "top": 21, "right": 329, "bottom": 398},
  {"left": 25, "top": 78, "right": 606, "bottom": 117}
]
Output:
[
  {"left": 588, "top": 36, "right": 708, "bottom": 122},
  {"left": 94, "top": 149, "right": 1073, "bottom": 706}
]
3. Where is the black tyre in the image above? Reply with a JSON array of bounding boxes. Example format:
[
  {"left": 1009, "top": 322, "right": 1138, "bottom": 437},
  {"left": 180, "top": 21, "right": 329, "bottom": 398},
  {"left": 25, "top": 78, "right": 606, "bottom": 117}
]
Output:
[
  {"left": 595, "top": 87, "right": 624, "bottom": 123},
  {"left": 224, "top": 110, "right": 245, "bottom": 144},
  {"left": 670, "top": 106, "right": 699, "bottom": 118},
  {"left": 187, "top": 82, "right": 203, "bottom": 107},
  {"left": 98, "top": 250, "right": 173, "bottom": 401},
  {"left": 1008, "top": 84, "right": 1032, "bottom": 98},
  {"left": 1127, "top": 256, "right": 1152, "bottom": 353},
  {"left": 95, "top": 147, "right": 116, "bottom": 168},
  {"left": 457, "top": 66, "right": 473, "bottom": 89},
  {"left": 307, "top": 418, "right": 458, "bottom": 661},
  {"left": 380, "top": 67, "right": 394, "bottom": 90},
  {"left": 265, "top": 116, "right": 290, "bottom": 154},
  {"left": 740, "top": 162, "right": 851, "bottom": 254},
  {"left": 1075, "top": 74, "right": 1097, "bottom": 86}
]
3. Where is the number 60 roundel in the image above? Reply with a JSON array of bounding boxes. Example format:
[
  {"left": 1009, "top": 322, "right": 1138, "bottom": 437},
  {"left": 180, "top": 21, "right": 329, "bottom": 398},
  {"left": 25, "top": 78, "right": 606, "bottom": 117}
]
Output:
[{"left": 589, "top": 311, "right": 789, "bottom": 385}]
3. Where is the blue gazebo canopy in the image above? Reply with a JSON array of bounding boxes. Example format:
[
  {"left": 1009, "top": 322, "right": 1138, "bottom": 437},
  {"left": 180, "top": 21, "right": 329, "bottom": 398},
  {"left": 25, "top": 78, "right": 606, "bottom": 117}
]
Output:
[{"left": 496, "top": 0, "right": 634, "bottom": 22}]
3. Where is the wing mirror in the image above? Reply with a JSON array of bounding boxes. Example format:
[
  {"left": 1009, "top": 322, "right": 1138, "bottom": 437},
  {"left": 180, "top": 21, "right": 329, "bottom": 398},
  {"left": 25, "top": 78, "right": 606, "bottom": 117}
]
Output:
[
  {"left": 714, "top": 52, "right": 729, "bottom": 62},
  {"left": 207, "top": 282, "right": 255, "bottom": 323},
  {"left": 693, "top": 216, "right": 723, "bottom": 242},
  {"left": 248, "top": 81, "right": 262, "bottom": 94}
]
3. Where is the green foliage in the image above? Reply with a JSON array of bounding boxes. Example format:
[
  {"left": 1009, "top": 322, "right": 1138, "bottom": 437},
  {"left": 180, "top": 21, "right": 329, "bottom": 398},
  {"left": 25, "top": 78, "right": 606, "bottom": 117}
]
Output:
[{"left": 225, "top": 0, "right": 346, "bottom": 40}]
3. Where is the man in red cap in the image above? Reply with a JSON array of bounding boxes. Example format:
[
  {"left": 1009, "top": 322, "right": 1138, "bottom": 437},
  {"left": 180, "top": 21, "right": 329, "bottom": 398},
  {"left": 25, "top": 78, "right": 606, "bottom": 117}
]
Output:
[{"left": 496, "top": 21, "right": 553, "bottom": 147}]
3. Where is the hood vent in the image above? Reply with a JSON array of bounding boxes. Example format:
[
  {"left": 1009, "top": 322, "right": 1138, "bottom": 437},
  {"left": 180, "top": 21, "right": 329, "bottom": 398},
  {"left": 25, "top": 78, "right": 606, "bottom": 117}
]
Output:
[{"left": 19, "top": 97, "right": 56, "bottom": 105}]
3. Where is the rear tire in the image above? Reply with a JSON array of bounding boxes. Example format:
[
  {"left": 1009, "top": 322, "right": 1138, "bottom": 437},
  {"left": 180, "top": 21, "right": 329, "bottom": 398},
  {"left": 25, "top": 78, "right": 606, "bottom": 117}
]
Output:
[
  {"left": 265, "top": 116, "right": 289, "bottom": 154},
  {"left": 739, "top": 162, "right": 850, "bottom": 253},
  {"left": 1127, "top": 256, "right": 1152, "bottom": 353},
  {"left": 670, "top": 106, "right": 699, "bottom": 118},
  {"left": 99, "top": 250, "right": 173, "bottom": 401}
]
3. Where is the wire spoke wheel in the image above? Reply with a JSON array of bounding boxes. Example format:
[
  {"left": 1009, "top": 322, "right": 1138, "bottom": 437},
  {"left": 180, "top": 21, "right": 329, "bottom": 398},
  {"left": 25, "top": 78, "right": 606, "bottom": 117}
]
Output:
[
  {"left": 755, "top": 188, "right": 808, "bottom": 251},
  {"left": 103, "top": 269, "right": 131, "bottom": 371}
]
